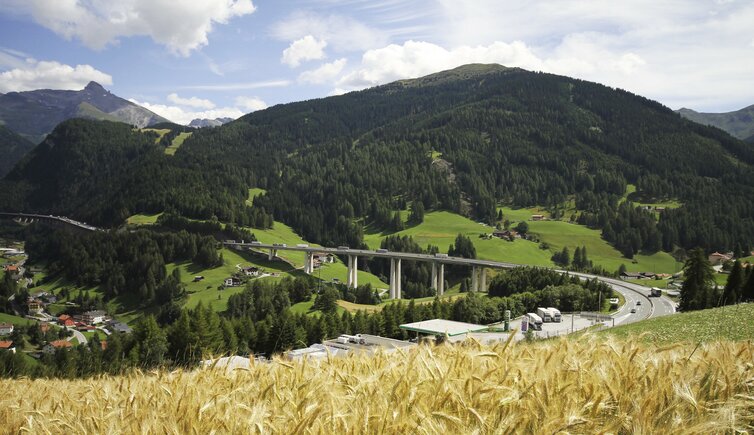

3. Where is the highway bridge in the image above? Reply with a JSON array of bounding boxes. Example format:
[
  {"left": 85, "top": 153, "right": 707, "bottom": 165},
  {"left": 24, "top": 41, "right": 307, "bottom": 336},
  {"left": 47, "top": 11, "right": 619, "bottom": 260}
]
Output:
[
  {"left": 224, "top": 241, "right": 676, "bottom": 322},
  {"left": 0, "top": 212, "right": 101, "bottom": 232}
]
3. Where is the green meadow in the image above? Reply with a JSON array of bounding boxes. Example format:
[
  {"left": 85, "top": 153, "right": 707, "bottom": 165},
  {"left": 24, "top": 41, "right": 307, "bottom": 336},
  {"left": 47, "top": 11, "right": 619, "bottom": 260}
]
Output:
[{"left": 164, "top": 132, "right": 192, "bottom": 156}]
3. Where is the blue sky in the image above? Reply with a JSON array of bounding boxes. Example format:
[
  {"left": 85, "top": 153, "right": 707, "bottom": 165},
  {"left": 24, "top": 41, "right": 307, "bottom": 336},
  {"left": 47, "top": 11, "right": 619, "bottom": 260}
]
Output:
[{"left": 1, "top": 0, "right": 753, "bottom": 124}]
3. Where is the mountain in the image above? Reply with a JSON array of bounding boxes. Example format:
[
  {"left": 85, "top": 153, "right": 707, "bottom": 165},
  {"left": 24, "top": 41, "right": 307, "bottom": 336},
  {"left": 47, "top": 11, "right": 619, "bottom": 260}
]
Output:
[
  {"left": 188, "top": 117, "right": 233, "bottom": 128},
  {"left": 2, "top": 64, "right": 754, "bottom": 253},
  {"left": 0, "top": 125, "right": 35, "bottom": 177},
  {"left": 0, "top": 81, "right": 170, "bottom": 143},
  {"left": 676, "top": 105, "right": 754, "bottom": 140}
]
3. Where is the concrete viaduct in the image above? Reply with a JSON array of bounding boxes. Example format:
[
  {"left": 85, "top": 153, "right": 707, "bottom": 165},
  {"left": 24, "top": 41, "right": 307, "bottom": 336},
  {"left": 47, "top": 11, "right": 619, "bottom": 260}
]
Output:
[
  {"left": 0, "top": 212, "right": 101, "bottom": 232},
  {"left": 224, "top": 241, "right": 504, "bottom": 299}
]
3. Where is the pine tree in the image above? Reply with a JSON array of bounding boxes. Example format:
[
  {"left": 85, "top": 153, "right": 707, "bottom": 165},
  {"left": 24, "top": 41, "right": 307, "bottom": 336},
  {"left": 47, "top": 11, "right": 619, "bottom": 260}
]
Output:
[
  {"left": 722, "top": 260, "right": 744, "bottom": 304},
  {"left": 679, "top": 248, "right": 715, "bottom": 311},
  {"left": 742, "top": 268, "right": 754, "bottom": 302}
]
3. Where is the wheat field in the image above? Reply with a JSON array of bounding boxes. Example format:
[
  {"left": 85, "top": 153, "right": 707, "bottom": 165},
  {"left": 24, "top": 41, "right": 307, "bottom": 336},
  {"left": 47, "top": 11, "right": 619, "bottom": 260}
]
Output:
[{"left": 1, "top": 335, "right": 753, "bottom": 434}]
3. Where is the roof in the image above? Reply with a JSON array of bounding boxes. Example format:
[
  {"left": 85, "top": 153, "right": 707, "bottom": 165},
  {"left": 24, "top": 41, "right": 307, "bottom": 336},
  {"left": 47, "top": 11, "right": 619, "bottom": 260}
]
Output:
[
  {"left": 83, "top": 310, "right": 106, "bottom": 316},
  {"left": 49, "top": 340, "right": 73, "bottom": 348},
  {"left": 0, "top": 322, "right": 13, "bottom": 329},
  {"left": 59, "top": 314, "right": 71, "bottom": 321},
  {"left": 0, "top": 340, "right": 13, "bottom": 349},
  {"left": 4, "top": 265, "right": 18, "bottom": 271},
  {"left": 399, "top": 319, "right": 488, "bottom": 336}
]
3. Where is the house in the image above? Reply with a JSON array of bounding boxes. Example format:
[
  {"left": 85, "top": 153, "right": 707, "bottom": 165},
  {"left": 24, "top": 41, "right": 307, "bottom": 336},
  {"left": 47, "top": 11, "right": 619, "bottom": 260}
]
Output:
[
  {"left": 224, "top": 277, "right": 243, "bottom": 287},
  {"left": 0, "top": 323, "right": 13, "bottom": 335},
  {"left": 0, "top": 340, "right": 15, "bottom": 353},
  {"left": 4, "top": 264, "right": 20, "bottom": 280},
  {"left": 39, "top": 322, "right": 51, "bottom": 334},
  {"left": 620, "top": 271, "right": 643, "bottom": 280},
  {"left": 708, "top": 252, "right": 732, "bottom": 266},
  {"left": 27, "top": 299, "right": 44, "bottom": 314},
  {"left": 531, "top": 214, "right": 545, "bottom": 221},
  {"left": 192, "top": 276, "right": 205, "bottom": 282},
  {"left": 82, "top": 310, "right": 107, "bottom": 325},
  {"left": 109, "top": 321, "right": 132, "bottom": 334},
  {"left": 43, "top": 340, "right": 73, "bottom": 354},
  {"left": 241, "top": 266, "right": 260, "bottom": 277},
  {"left": 492, "top": 229, "right": 519, "bottom": 241},
  {"left": 59, "top": 317, "right": 75, "bottom": 328},
  {"left": 313, "top": 253, "right": 335, "bottom": 264}
]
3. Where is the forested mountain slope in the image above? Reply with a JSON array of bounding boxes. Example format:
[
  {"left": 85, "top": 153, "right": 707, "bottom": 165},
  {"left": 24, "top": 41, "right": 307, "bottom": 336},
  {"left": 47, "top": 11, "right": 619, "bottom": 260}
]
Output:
[
  {"left": 0, "top": 125, "right": 35, "bottom": 177},
  {"left": 2, "top": 64, "right": 754, "bottom": 254}
]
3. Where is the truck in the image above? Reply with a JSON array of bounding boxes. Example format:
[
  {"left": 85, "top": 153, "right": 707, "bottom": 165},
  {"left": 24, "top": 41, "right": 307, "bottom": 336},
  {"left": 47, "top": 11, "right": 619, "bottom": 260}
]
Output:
[
  {"left": 536, "top": 307, "right": 553, "bottom": 323},
  {"left": 650, "top": 287, "right": 662, "bottom": 297},
  {"left": 547, "top": 307, "right": 562, "bottom": 322},
  {"left": 525, "top": 313, "right": 543, "bottom": 330}
]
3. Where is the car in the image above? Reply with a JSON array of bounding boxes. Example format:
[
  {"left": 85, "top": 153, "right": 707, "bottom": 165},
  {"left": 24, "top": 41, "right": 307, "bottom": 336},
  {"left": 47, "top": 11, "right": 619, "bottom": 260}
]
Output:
[
  {"left": 376, "top": 248, "right": 389, "bottom": 253},
  {"left": 636, "top": 300, "right": 642, "bottom": 306},
  {"left": 337, "top": 245, "right": 349, "bottom": 250},
  {"left": 630, "top": 308, "right": 637, "bottom": 313}
]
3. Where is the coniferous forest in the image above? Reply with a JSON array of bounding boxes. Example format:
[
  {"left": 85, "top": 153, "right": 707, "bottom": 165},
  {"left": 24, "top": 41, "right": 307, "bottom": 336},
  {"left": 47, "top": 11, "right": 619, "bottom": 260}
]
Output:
[{"left": 1, "top": 65, "right": 753, "bottom": 254}]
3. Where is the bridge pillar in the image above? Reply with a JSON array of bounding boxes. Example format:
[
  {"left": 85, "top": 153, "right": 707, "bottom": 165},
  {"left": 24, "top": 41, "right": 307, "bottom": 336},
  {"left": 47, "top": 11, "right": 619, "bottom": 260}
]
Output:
[
  {"left": 480, "top": 268, "right": 487, "bottom": 292},
  {"left": 396, "top": 258, "right": 401, "bottom": 299},
  {"left": 347, "top": 255, "right": 358, "bottom": 289},
  {"left": 431, "top": 262, "right": 437, "bottom": 290},
  {"left": 389, "top": 258, "right": 402, "bottom": 299},
  {"left": 268, "top": 249, "right": 275, "bottom": 261},
  {"left": 304, "top": 252, "right": 314, "bottom": 274},
  {"left": 438, "top": 263, "right": 445, "bottom": 296},
  {"left": 471, "top": 266, "right": 478, "bottom": 292}
]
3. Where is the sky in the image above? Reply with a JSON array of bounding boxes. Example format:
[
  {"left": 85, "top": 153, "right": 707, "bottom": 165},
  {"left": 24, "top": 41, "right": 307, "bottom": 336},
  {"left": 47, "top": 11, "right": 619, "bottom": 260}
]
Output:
[{"left": 1, "top": 0, "right": 753, "bottom": 124}]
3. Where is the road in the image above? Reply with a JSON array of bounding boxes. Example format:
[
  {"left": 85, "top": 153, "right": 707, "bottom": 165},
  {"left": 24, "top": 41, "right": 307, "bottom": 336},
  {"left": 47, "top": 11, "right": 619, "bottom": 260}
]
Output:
[
  {"left": 230, "top": 240, "right": 677, "bottom": 322},
  {"left": 67, "top": 328, "right": 88, "bottom": 345}
]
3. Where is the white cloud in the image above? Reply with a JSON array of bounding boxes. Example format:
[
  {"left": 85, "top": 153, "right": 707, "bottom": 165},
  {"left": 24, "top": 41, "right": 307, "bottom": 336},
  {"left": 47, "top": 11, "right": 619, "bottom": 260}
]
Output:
[
  {"left": 1, "top": 0, "right": 256, "bottom": 56},
  {"left": 179, "top": 80, "right": 291, "bottom": 91},
  {"left": 234, "top": 96, "right": 267, "bottom": 111},
  {"left": 0, "top": 60, "right": 112, "bottom": 93},
  {"left": 129, "top": 94, "right": 267, "bottom": 125},
  {"left": 298, "top": 58, "right": 347, "bottom": 84},
  {"left": 281, "top": 35, "right": 327, "bottom": 67},
  {"left": 272, "top": 11, "right": 388, "bottom": 53},
  {"left": 336, "top": 40, "right": 544, "bottom": 90},
  {"left": 167, "top": 93, "right": 215, "bottom": 109},
  {"left": 129, "top": 98, "right": 244, "bottom": 125}
]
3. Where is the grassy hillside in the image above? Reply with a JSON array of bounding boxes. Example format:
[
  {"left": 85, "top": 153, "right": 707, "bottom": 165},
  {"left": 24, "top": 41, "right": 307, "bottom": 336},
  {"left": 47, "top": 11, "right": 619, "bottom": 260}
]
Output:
[
  {"left": 164, "top": 132, "right": 192, "bottom": 155},
  {"left": 253, "top": 221, "right": 388, "bottom": 288},
  {"left": 2, "top": 336, "right": 751, "bottom": 433},
  {"left": 0, "top": 312, "right": 32, "bottom": 326},
  {"left": 365, "top": 209, "right": 681, "bottom": 274},
  {"left": 365, "top": 211, "right": 552, "bottom": 266},
  {"left": 602, "top": 303, "right": 754, "bottom": 343},
  {"left": 126, "top": 212, "right": 163, "bottom": 225}
]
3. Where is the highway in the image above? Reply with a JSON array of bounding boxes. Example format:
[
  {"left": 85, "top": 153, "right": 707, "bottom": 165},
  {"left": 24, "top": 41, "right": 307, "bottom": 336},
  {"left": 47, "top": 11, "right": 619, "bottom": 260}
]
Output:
[
  {"left": 226, "top": 241, "right": 677, "bottom": 322},
  {"left": 0, "top": 212, "right": 101, "bottom": 232}
]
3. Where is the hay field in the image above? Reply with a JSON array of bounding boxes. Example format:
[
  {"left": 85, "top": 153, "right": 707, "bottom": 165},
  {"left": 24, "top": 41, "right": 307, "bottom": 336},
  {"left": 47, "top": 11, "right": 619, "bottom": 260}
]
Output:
[{"left": 1, "top": 335, "right": 753, "bottom": 433}]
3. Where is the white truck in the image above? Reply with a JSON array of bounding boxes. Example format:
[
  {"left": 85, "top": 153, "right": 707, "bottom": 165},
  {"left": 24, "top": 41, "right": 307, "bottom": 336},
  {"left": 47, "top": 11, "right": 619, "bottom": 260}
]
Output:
[
  {"left": 547, "top": 307, "right": 562, "bottom": 322},
  {"left": 525, "top": 313, "right": 543, "bottom": 330},
  {"left": 536, "top": 307, "right": 552, "bottom": 323}
]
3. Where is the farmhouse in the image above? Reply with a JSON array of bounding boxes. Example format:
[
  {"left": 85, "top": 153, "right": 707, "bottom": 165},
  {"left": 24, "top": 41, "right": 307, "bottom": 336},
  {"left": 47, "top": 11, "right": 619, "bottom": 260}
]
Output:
[
  {"left": 313, "top": 253, "right": 335, "bottom": 264},
  {"left": 531, "top": 214, "right": 546, "bottom": 221},
  {"left": 224, "top": 277, "right": 243, "bottom": 287},
  {"left": 0, "top": 323, "right": 14, "bottom": 335},
  {"left": 241, "top": 266, "right": 260, "bottom": 277},
  {"left": 109, "top": 321, "right": 132, "bottom": 334},
  {"left": 27, "top": 299, "right": 44, "bottom": 314},
  {"left": 708, "top": 252, "right": 732, "bottom": 266},
  {"left": 82, "top": 310, "right": 108, "bottom": 325},
  {"left": 0, "top": 340, "right": 15, "bottom": 353},
  {"left": 43, "top": 340, "right": 73, "bottom": 354}
]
